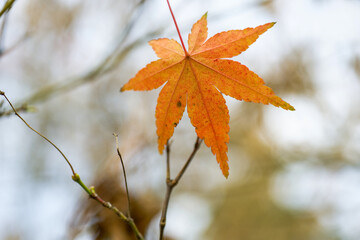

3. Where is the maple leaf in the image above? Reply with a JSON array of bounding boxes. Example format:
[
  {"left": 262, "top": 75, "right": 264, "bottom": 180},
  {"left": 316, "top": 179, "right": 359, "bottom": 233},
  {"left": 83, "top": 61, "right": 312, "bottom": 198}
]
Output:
[{"left": 121, "top": 13, "right": 294, "bottom": 177}]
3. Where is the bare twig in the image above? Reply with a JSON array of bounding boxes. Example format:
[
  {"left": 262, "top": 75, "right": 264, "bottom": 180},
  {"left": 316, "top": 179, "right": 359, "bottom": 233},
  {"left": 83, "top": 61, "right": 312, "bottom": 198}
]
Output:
[
  {"left": 72, "top": 174, "right": 144, "bottom": 240},
  {"left": 173, "top": 137, "right": 202, "bottom": 184},
  {"left": 159, "top": 137, "right": 203, "bottom": 240},
  {"left": 166, "top": 140, "right": 171, "bottom": 181},
  {"left": 113, "top": 133, "right": 143, "bottom": 239},
  {"left": 0, "top": 90, "right": 144, "bottom": 240},
  {"left": 0, "top": 90, "right": 76, "bottom": 175},
  {"left": 113, "top": 133, "right": 132, "bottom": 218}
]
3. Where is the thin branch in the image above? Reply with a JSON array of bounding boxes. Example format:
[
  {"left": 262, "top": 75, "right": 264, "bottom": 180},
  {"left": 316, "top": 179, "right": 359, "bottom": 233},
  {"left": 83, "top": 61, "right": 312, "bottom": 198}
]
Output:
[
  {"left": 159, "top": 183, "right": 173, "bottom": 240},
  {"left": 113, "top": 133, "right": 132, "bottom": 218},
  {"left": 159, "top": 137, "right": 203, "bottom": 240},
  {"left": 0, "top": 90, "right": 76, "bottom": 175},
  {"left": 72, "top": 174, "right": 144, "bottom": 240},
  {"left": 166, "top": 140, "right": 171, "bottom": 182},
  {"left": 173, "top": 137, "right": 202, "bottom": 185},
  {"left": 0, "top": 90, "right": 144, "bottom": 240},
  {"left": 0, "top": 10, "right": 8, "bottom": 55}
]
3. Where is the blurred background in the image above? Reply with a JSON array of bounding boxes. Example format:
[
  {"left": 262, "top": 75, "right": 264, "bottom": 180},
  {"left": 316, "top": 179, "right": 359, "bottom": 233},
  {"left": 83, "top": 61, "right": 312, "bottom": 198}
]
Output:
[{"left": 1, "top": 0, "right": 360, "bottom": 239}]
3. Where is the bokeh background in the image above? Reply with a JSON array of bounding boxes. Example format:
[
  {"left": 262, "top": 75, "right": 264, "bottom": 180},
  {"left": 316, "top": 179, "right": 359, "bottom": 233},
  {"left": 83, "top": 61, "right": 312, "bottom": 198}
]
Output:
[{"left": 1, "top": 0, "right": 360, "bottom": 239}]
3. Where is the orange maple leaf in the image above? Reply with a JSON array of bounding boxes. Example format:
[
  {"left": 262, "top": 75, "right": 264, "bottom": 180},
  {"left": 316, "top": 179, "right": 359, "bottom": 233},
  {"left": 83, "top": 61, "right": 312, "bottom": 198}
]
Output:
[{"left": 121, "top": 13, "right": 294, "bottom": 177}]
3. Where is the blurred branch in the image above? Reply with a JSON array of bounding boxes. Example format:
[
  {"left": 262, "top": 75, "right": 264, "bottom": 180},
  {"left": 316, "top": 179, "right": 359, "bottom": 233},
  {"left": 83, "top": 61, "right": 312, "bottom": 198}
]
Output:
[
  {"left": 0, "top": 0, "right": 15, "bottom": 18},
  {"left": 16, "top": 0, "right": 164, "bottom": 108},
  {"left": 0, "top": 101, "right": 36, "bottom": 117},
  {"left": 0, "top": 90, "right": 144, "bottom": 240},
  {"left": 0, "top": 9, "right": 8, "bottom": 55},
  {"left": 0, "top": 0, "right": 29, "bottom": 58},
  {"left": 0, "top": 32, "right": 29, "bottom": 58},
  {"left": 159, "top": 137, "right": 203, "bottom": 240},
  {"left": 14, "top": 0, "right": 263, "bottom": 108}
]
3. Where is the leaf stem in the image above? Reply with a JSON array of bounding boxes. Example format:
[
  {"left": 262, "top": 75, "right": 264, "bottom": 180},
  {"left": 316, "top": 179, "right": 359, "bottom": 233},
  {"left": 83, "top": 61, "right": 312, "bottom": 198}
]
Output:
[
  {"left": 166, "top": 0, "right": 188, "bottom": 56},
  {"left": 159, "top": 137, "right": 203, "bottom": 240}
]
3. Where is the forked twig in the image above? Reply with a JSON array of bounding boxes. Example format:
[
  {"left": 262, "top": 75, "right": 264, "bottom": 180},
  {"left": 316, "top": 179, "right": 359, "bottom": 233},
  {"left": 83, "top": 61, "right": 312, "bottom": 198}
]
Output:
[
  {"left": 159, "top": 137, "right": 203, "bottom": 240},
  {"left": 0, "top": 90, "right": 144, "bottom": 240},
  {"left": 158, "top": 3, "right": 204, "bottom": 237}
]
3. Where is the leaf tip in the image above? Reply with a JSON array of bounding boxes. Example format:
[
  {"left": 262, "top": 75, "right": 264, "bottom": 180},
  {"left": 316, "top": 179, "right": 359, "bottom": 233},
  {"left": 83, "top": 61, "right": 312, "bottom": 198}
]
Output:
[
  {"left": 203, "top": 12, "right": 208, "bottom": 19},
  {"left": 157, "top": 135, "right": 166, "bottom": 155},
  {"left": 268, "top": 22, "right": 276, "bottom": 29},
  {"left": 283, "top": 102, "right": 295, "bottom": 111},
  {"left": 120, "top": 86, "right": 125, "bottom": 92},
  {"left": 221, "top": 163, "right": 229, "bottom": 178},
  {"left": 158, "top": 146, "right": 164, "bottom": 155}
]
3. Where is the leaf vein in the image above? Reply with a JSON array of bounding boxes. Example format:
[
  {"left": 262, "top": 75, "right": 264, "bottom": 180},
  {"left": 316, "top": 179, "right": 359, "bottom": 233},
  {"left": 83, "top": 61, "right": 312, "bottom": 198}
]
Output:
[
  {"left": 188, "top": 59, "right": 221, "bottom": 153},
  {"left": 158, "top": 60, "right": 186, "bottom": 137},
  {"left": 192, "top": 58, "right": 272, "bottom": 100}
]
